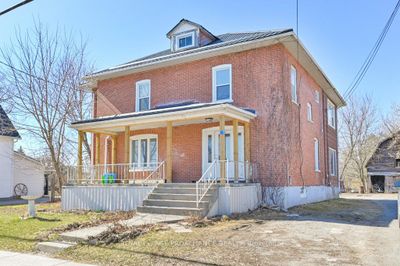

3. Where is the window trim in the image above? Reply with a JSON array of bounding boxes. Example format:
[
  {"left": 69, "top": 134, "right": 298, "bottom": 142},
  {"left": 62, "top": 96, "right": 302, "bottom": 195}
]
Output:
[
  {"left": 307, "top": 102, "right": 313, "bottom": 122},
  {"left": 212, "top": 64, "right": 233, "bottom": 103},
  {"left": 129, "top": 134, "right": 158, "bottom": 171},
  {"left": 314, "top": 90, "right": 320, "bottom": 103},
  {"left": 175, "top": 31, "right": 195, "bottom": 51},
  {"left": 314, "top": 138, "right": 320, "bottom": 172},
  {"left": 135, "top": 79, "right": 151, "bottom": 112},
  {"left": 329, "top": 147, "right": 337, "bottom": 176},
  {"left": 290, "top": 65, "right": 298, "bottom": 104},
  {"left": 327, "top": 99, "right": 336, "bottom": 129}
]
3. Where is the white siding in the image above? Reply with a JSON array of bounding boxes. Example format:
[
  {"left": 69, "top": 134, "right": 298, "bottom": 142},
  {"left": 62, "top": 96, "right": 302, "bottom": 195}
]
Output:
[
  {"left": 13, "top": 153, "right": 44, "bottom": 197},
  {"left": 208, "top": 184, "right": 262, "bottom": 217},
  {"left": 0, "top": 137, "right": 14, "bottom": 198},
  {"left": 62, "top": 186, "right": 155, "bottom": 211}
]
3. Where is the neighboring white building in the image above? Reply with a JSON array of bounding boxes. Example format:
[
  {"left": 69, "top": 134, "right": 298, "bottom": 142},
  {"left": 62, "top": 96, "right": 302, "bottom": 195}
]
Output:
[{"left": 0, "top": 105, "right": 45, "bottom": 198}]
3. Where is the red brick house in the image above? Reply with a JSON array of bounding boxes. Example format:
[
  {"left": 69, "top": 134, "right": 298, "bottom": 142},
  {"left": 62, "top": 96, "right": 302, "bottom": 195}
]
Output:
[{"left": 65, "top": 19, "right": 345, "bottom": 214}]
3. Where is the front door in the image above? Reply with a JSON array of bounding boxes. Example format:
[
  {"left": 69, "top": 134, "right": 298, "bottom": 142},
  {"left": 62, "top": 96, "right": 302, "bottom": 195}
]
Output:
[{"left": 202, "top": 126, "right": 244, "bottom": 181}]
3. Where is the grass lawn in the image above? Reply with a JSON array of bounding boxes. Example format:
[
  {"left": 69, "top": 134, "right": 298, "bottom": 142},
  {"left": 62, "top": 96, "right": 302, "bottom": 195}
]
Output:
[{"left": 0, "top": 202, "right": 109, "bottom": 252}]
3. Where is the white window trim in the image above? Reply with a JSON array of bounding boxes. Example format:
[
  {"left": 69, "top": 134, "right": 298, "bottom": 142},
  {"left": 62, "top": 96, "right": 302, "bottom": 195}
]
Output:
[
  {"left": 329, "top": 147, "right": 337, "bottom": 176},
  {"left": 212, "top": 64, "right": 233, "bottom": 103},
  {"left": 129, "top": 134, "right": 158, "bottom": 171},
  {"left": 291, "top": 65, "right": 298, "bottom": 104},
  {"left": 175, "top": 31, "right": 195, "bottom": 51},
  {"left": 315, "top": 90, "right": 320, "bottom": 103},
  {"left": 314, "top": 138, "right": 320, "bottom": 172},
  {"left": 307, "top": 102, "right": 313, "bottom": 122},
  {"left": 327, "top": 99, "right": 336, "bottom": 129},
  {"left": 135, "top": 79, "right": 151, "bottom": 112}
]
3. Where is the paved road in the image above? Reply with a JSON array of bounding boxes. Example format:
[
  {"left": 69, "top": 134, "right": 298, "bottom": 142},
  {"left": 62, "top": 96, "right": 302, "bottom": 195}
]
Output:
[{"left": 0, "top": 251, "right": 94, "bottom": 266}]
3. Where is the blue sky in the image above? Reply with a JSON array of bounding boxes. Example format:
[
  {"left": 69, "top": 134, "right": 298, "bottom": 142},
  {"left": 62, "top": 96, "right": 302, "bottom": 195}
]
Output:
[{"left": 0, "top": 0, "right": 399, "bottom": 150}]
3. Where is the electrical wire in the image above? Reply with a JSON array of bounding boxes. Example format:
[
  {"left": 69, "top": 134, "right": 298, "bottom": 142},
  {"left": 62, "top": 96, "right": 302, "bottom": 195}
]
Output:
[{"left": 344, "top": 0, "right": 400, "bottom": 99}]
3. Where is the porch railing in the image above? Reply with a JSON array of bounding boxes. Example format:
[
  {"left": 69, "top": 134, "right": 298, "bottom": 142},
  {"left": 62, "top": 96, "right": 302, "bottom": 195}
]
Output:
[
  {"left": 66, "top": 162, "right": 165, "bottom": 185},
  {"left": 195, "top": 160, "right": 258, "bottom": 207}
]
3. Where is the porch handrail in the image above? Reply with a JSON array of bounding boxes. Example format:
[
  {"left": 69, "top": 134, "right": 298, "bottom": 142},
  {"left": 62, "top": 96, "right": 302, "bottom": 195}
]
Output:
[
  {"left": 66, "top": 162, "right": 165, "bottom": 185},
  {"left": 142, "top": 161, "right": 166, "bottom": 186},
  {"left": 196, "top": 160, "right": 218, "bottom": 208}
]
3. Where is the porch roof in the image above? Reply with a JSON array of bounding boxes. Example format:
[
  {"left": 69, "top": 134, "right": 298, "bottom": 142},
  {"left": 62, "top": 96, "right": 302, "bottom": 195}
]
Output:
[{"left": 71, "top": 102, "right": 256, "bottom": 133}]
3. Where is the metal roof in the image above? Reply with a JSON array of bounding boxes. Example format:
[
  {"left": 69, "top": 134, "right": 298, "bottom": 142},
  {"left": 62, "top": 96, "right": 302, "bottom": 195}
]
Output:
[{"left": 91, "top": 29, "right": 293, "bottom": 76}]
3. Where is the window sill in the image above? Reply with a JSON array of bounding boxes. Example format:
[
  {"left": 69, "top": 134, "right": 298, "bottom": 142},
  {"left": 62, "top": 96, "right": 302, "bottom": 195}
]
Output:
[
  {"left": 213, "top": 99, "right": 233, "bottom": 104},
  {"left": 315, "top": 169, "right": 321, "bottom": 173},
  {"left": 292, "top": 100, "right": 299, "bottom": 106},
  {"left": 328, "top": 124, "right": 336, "bottom": 130},
  {"left": 308, "top": 120, "right": 314, "bottom": 123},
  {"left": 129, "top": 167, "right": 157, "bottom": 172}
]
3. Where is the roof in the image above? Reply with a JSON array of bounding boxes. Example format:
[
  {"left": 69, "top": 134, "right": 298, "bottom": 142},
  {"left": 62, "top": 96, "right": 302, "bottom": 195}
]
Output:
[
  {"left": 91, "top": 29, "right": 293, "bottom": 77},
  {"left": 85, "top": 22, "right": 345, "bottom": 108},
  {"left": 0, "top": 105, "right": 20, "bottom": 138},
  {"left": 72, "top": 102, "right": 256, "bottom": 126}
]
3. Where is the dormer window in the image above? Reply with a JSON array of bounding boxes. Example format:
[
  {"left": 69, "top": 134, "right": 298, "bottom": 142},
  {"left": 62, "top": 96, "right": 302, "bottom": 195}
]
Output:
[{"left": 176, "top": 32, "right": 195, "bottom": 50}]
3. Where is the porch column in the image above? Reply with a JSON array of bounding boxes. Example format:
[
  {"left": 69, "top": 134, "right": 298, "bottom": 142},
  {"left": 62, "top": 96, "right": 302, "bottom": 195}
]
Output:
[
  {"left": 233, "top": 119, "right": 239, "bottom": 183},
  {"left": 244, "top": 122, "right": 250, "bottom": 182},
  {"left": 111, "top": 135, "right": 117, "bottom": 172},
  {"left": 95, "top": 133, "right": 100, "bottom": 165},
  {"left": 219, "top": 116, "right": 226, "bottom": 184},
  {"left": 77, "top": 131, "right": 83, "bottom": 181},
  {"left": 166, "top": 121, "right": 173, "bottom": 183},
  {"left": 124, "top": 126, "right": 130, "bottom": 164}
]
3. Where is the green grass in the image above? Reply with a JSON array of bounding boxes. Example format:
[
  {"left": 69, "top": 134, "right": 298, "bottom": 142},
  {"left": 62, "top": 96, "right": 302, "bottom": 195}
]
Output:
[{"left": 0, "top": 202, "right": 103, "bottom": 252}]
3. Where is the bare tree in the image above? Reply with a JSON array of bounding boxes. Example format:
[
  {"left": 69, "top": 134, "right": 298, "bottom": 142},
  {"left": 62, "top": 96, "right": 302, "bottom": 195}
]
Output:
[
  {"left": 0, "top": 21, "right": 92, "bottom": 201},
  {"left": 339, "top": 95, "right": 378, "bottom": 193}
]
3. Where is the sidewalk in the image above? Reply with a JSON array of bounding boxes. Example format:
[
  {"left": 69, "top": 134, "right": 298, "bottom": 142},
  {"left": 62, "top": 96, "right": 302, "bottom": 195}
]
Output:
[{"left": 0, "top": 251, "right": 94, "bottom": 266}]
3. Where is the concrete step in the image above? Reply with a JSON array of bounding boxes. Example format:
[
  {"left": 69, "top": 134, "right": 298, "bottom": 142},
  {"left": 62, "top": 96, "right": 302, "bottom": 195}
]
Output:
[
  {"left": 148, "top": 193, "right": 213, "bottom": 201},
  {"left": 137, "top": 206, "right": 206, "bottom": 216},
  {"left": 143, "top": 199, "right": 209, "bottom": 208},
  {"left": 37, "top": 241, "right": 75, "bottom": 254},
  {"left": 158, "top": 183, "right": 197, "bottom": 188},
  {"left": 60, "top": 224, "right": 110, "bottom": 243},
  {"left": 153, "top": 187, "right": 217, "bottom": 195}
]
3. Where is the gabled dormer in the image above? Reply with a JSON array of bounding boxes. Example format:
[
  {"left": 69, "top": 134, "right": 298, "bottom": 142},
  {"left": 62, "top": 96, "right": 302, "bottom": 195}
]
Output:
[{"left": 167, "top": 19, "right": 218, "bottom": 52}]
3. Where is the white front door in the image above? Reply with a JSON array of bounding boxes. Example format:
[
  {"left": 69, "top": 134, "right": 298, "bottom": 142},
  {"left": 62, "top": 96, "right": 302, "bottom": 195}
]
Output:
[{"left": 202, "top": 126, "right": 244, "bottom": 181}]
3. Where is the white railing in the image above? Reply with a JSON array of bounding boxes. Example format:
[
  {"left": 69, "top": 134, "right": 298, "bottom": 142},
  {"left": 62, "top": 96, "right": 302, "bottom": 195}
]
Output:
[
  {"left": 196, "top": 160, "right": 218, "bottom": 208},
  {"left": 66, "top": 162, "right": 165, "bottom": 185},
  {"left": 195, "top": 160, "right": 258, "bottom": 207},
  {"left": 142, "top": 161, "right": 165, "bottom": 186}
]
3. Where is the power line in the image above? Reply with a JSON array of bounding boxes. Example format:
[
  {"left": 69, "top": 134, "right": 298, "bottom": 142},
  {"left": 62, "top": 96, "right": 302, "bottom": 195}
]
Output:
[
  {"left": 0, "top": 0, "right": 33, "bottom": 17},
  {"left": 344, "top": 0, "right": 400, "bottom": 99}
]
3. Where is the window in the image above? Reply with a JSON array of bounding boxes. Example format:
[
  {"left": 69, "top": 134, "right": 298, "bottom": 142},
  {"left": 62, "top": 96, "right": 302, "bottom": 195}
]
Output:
[
  {"left": 329, "top": 148, "right": 337, "bottom": 176},
  {"left": 314, "top": 138, "right": 320, "bottom": 171},
  {"left": 307, "top": 103, "right": 313, "bottom": 122},
  {"left": 314, "top": 90, "right": 320, "bottom": 103},
  {"left": 176, "top": 32, "right": 195, "bottom": 50},
  {"left": 291, "top": 65, "right": 297, "bottom": 103},
  {"left": 327, "top": 99, "right": 336, "bottom": 129},
  {"left": 212, "top": 64, "right": 232, "bottom": 102},
  {"left": 396, "top": 159, "right": 400, "bottom": 168},
  {"left": 130, "top": 134, "right": 158, "bottom": 169},
  {"left": 136, "top": 80, "right": 150, "bottom": 112}
]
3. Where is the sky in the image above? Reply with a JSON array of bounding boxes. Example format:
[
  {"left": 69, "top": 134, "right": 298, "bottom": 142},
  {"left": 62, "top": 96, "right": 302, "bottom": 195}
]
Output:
[{"left": 0, "top": 0, "right": 399, "bottom": 152}]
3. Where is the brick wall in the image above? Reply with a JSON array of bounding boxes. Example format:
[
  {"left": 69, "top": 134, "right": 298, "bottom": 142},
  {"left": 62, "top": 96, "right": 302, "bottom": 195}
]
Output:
[{"left": 94, "top": 43, "right": 339, "bottom": 186}]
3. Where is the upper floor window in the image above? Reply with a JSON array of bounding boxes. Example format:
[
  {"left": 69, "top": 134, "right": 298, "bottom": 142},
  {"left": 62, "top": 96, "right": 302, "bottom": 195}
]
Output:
[
  {"left": 329, "top": 147, "right": 337, "bottom": 176},
  {"left": 314, "top": 138, "right": 320, "bottom": 172},
  {"left": 396, "top": 159, "right": 400, "bottom": 168},
  {"left": 314, "top": 90, "right": 320, "bottom": 103},
  {"left": 307, "top": 103, "right": 313, "bottom": 122},
  {"left": 130, "top": 134, "right": 158, "bottom": 169},
  {"left": 176, "top": 32, "right": 195, "bottom": 50},
  {"left": 291, "top": 65, "right": 297, "bottom": 103},
  {"left": 327, "top": 99, "right": 336, "bottom": 129},
  {"left": 136, "top": 80, "right": 151, "bottom": 112},
  {"left": 212, "top": 64, "right": 232, "bottom": 102}
]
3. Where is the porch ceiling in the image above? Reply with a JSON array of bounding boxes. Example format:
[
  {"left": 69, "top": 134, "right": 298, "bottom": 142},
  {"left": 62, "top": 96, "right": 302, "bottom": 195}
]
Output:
[{"left": 70, "top": 102, "right": 256, "bottom": 133}]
